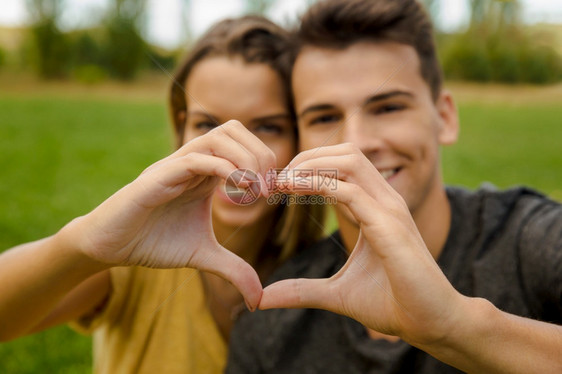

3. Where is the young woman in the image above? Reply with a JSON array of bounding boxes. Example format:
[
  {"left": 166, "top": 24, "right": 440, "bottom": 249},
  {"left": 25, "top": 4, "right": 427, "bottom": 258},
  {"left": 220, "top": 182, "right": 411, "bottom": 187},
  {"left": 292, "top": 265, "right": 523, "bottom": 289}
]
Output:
[{"left": 0, "top": 16, "right": 323, "bottom": 373}]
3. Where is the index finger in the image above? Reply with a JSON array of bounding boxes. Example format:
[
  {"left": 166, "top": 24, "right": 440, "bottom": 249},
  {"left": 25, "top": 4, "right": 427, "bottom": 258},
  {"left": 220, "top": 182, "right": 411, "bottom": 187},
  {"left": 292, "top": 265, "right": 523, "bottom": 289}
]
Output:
[{"left": 179, "top": 120, "right": 277, "bottom": 179}]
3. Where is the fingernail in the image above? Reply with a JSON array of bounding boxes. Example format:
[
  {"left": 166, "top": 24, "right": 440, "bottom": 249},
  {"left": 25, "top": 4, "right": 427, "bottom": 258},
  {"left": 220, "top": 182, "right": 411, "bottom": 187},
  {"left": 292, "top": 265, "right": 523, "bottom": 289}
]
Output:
[
  {"left": 245, "top": 299, "right": 255, "bottom": 312},
  {"left": 255, "top": 172, "right": 269, "bottom": 198}
]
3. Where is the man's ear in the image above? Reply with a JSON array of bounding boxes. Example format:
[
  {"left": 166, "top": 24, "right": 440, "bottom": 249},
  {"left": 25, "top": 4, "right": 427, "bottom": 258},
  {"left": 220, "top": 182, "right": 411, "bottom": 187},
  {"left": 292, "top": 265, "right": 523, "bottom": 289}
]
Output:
[{"left": 436, "top": 90, "right": 459, "bottom": 145}]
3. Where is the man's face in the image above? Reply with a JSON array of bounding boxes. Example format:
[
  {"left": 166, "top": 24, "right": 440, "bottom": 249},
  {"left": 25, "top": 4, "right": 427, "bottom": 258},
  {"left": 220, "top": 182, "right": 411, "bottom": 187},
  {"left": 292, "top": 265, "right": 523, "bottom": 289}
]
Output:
[{"left": 292, "top": 41, "right": 458, "bottom": 215}]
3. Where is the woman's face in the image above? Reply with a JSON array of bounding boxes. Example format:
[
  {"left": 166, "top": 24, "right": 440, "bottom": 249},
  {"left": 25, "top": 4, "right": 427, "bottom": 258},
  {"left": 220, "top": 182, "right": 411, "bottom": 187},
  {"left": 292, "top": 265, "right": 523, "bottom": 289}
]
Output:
[{"left": 183, "top": 56, "right": 296, "bottom": 228}]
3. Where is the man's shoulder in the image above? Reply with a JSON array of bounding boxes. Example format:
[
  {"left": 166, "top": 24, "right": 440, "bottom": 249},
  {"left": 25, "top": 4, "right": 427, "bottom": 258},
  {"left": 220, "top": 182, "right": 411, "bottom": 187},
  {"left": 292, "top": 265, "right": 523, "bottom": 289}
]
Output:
[
  {"left": 447, "top": 183, "right": 548, "bottom": 204},
  {"left": 447, "top": 184, "right": 559, "bottom": 222},
  {"left": 445, "top": 183, "right": 562, "bottom": 271},
  {"left": 267, "top": 231, "right": 347, "bottom": 285},
  {"left": 443, "top": 184, "right": 561, "bottom": 266}
]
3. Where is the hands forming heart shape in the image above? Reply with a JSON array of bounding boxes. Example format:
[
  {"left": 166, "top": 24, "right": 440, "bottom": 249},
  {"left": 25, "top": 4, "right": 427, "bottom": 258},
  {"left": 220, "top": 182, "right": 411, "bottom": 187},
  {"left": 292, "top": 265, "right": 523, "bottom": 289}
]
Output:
[{"left": 66, "top": 120, "right": 465, "bottom": 348}]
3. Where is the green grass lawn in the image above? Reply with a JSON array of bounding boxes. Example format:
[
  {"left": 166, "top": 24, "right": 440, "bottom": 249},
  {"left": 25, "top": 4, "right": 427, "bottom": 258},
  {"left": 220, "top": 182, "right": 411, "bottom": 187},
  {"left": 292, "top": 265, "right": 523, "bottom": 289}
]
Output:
[
  {"left": 0, "top": 92, "right": 172, "bottom": 373},
  {"left": 442, "top": 102, "right": 562, "bottom": 200},
  {"left": 0, "top": 87, "right": 561, "bottom": 372}
]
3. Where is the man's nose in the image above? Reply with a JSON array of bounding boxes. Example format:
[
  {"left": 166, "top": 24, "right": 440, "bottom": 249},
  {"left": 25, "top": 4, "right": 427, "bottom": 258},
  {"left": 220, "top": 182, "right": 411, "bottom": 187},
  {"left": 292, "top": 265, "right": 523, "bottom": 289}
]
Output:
[{"left": 341, "top": 115, "right": 381, "bottom": 154}]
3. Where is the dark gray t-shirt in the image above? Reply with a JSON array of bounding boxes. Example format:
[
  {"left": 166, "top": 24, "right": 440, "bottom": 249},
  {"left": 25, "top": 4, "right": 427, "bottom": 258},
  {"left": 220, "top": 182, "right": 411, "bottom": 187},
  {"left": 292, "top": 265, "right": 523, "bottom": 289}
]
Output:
[{"left": 226, "top": 186, "right": 562, "bottom": 374}]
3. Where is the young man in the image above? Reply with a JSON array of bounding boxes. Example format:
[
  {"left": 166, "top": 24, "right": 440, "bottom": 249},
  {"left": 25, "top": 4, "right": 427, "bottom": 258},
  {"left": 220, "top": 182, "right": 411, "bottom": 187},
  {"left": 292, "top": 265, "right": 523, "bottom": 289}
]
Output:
[{"left": 226, "top": 0, "right": 562, "bottom": 372}]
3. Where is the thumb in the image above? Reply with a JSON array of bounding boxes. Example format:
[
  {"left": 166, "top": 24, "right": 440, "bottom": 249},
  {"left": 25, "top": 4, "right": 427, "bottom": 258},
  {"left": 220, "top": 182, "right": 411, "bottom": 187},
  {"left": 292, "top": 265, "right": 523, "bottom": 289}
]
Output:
[
  {"left": 197, "top": 247, "right": 263, "bottom": 311},
  {"left": 259, "top": 278, "right": 333, "bottom": 311}
]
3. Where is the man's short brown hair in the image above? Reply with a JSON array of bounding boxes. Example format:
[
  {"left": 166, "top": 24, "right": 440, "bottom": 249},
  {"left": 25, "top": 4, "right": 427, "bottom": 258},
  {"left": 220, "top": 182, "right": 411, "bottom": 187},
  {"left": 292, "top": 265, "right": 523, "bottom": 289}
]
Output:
[{"left": 294, "top": 0, "right": 442, "bottom": 100}]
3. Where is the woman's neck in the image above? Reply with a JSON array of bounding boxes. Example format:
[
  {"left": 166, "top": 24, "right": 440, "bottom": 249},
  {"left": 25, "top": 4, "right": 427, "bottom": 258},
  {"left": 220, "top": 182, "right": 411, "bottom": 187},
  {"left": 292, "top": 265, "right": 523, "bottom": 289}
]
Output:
[
  {"left": 212, "top": 213, "right": 275, "bottom": 269},
  {"left": 202, "top": 212, "right": 277, "bottom": 341}
]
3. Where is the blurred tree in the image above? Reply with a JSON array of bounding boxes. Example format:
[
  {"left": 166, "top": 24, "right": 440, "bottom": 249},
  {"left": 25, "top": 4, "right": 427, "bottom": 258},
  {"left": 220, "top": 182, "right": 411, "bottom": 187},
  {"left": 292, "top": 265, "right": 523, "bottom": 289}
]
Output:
[
  {"left": 26, "top": 0, "right": 64, "bottom": 24},
  {"left": 73, "top": 32, "right": 102, "bottom": 67},
  {"left": 245, "top": 0, "right": 277, "bottom": 15},
  {"left": 442, "top": 0, "right": 562, "bottom": 83},
  {"left": 468, "top": 0, "right": 521, "bottom": 31},
  {"left": 420, "top": 0, "right": 441, "bottom": 27},
  {"left": 495, "top": 0, "right": 521, "bottom": 32},
  {"left": 25, "top": 0, "right": 71, "bottom": 78},
  {"left": 103, "top": 0, "right": 147, "bottom": 80},
  {"left": 179, "top": 0, "right": 194, "bottom": 47},
  {"left": 112, "top": 0, "right": 146, "bottom": 23},
  {"left": 0, "top": 46, "right": 5, "bottom": 68},
  {"left": 469, "top": 0, "right": 488, "bottom": 27},
  {"left": 70, "top": 31, "right": 107, "bottom": 84}
]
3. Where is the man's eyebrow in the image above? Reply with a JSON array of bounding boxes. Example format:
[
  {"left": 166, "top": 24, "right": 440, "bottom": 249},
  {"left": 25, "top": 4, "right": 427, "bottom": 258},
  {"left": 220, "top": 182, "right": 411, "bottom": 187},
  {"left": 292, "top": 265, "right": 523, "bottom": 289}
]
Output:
[
  {"left": 364, "top": 90, "right": 414, "bottom": 106},
  {"left": 299, "top": 104, "right": 337, "bottom": 119}
]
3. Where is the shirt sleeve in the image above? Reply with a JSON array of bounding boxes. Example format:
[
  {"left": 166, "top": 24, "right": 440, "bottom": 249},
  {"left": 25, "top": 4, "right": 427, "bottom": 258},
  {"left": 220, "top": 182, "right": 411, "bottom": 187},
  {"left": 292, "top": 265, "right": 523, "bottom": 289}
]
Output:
[
  {"left": 518, "top": 198, "right": 562, "bottom": 322},
  {"left": 68, "top": 267, "right": 131, "bottom": 334}
]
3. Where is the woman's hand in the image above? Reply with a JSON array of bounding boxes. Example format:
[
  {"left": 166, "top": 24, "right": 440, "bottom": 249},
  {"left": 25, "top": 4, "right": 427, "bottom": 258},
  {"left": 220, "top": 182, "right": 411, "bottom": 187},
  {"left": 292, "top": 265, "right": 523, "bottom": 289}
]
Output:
[
  {"left": 62, "top": 120, "right": 275, "bottom": 308},
  {"left": 260, "top": 143, "right": 465, "bottom": 345}
]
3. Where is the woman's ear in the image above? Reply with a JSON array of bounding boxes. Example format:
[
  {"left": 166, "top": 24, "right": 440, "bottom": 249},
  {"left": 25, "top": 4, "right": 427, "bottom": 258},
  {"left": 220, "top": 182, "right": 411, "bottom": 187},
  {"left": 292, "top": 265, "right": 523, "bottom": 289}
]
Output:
[
  {"left": 436, "top": 90, "right": 459, "bottom": 145},
  {"left": 177, "top": 110, "right": 187, "bottom": 126}
]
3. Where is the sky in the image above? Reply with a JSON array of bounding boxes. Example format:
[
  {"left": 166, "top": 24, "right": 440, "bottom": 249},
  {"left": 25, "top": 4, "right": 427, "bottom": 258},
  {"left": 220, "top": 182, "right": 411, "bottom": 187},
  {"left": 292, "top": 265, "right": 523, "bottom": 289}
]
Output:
[{"left": 1, "top": 0, "right": 561, "bottom": 49}]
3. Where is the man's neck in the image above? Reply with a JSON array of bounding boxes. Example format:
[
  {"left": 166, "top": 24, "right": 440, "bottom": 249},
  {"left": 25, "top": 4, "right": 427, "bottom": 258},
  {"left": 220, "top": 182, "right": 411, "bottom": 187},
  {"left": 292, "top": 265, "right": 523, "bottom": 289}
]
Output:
[{"left": 337, "top": 185, "right": 451, "bottom": 261}]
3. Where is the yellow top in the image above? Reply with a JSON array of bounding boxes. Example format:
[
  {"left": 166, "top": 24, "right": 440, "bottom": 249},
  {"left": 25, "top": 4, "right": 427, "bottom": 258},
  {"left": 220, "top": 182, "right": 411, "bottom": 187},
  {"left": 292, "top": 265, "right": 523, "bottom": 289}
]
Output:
[{"left": 72, "top": 266, "right": 226, "bottom": 374}]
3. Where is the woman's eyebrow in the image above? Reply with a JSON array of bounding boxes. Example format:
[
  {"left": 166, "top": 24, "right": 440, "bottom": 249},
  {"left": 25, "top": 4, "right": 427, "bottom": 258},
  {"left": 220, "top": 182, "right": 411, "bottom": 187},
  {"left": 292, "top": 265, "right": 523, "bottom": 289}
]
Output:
[
  {"left": 251, "top": 113, "right": 291, "bottom": 123},
  {"left": 187, "top": 111, "right": 220, "bottom": 123}
]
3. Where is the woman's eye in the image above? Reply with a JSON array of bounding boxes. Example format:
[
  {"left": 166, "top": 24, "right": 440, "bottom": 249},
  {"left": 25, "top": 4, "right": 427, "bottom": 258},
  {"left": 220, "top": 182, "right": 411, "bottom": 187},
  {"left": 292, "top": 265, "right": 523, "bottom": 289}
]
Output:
[
  {"left": 375, "top": 104, "right": 405, "bottom": 115},
  {"left": 255, "top": 123, "right": 284, "bottom": 135},
  {"left": 309, "top": 114, "right": 341, "bottom": 126},
  {"left": 194, "top": 121, "right": 218, "bottom": 132}
]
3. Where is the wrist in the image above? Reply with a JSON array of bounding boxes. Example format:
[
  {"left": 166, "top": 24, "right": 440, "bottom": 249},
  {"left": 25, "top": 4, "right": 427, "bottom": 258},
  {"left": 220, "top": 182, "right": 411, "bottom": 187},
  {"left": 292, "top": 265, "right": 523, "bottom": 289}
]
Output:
[
  {"left": 416, "top": 296, "right": 497, "bottom": 372},
  {"left": 52, "top": 218, "right": 112, "bottom": 274}
]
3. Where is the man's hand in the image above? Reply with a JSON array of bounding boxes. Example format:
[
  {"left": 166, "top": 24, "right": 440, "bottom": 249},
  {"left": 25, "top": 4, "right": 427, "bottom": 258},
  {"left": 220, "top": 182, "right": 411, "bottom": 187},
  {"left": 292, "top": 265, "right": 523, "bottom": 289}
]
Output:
[{"left": 261, "top": 143, "right": 464, "bottom": 345}]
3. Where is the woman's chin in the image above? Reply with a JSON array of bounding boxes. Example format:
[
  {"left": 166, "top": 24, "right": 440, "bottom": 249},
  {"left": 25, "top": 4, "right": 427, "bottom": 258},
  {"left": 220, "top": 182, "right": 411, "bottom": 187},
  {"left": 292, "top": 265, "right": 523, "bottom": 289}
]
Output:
[{"left": 211, "top": 195, "right": 272, "bottom": 229}]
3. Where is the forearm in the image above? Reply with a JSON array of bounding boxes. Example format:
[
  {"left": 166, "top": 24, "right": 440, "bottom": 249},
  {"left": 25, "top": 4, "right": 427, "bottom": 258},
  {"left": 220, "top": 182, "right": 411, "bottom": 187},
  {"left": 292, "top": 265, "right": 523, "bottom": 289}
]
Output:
[
  {"left": 416, "top": 297, "right": 562, "bottom": 373},
  {"left": 0, "top": 225, "right": 110, "bottom": 341}
]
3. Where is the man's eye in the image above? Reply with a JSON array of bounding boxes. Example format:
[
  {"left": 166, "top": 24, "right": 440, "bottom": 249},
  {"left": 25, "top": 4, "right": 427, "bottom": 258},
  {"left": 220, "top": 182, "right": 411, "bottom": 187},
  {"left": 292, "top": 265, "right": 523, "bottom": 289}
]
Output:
[
  {"left": 375, "top": 104, "right": 405, "bottom": 115},
  {"left": 309, "top": 114, "right": 341, "bottom": 125}
]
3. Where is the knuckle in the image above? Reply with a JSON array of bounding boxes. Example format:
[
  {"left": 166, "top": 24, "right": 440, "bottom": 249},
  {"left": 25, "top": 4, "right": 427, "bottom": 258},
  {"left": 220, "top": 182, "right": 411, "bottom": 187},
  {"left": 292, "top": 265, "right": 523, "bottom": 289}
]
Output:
[
  {"left": 344, "top": 183, "right": 362, "bottom": 203},
  {"left": 302, "top": 147, "right": 317, "bottom": 157},
  {"left": 223, "top": 119, "right": 243, "bottom": 130},
  {"left": 294, "top": 279, "right": 306, "bottom": 304},
  {"left": 348, "top": 153, "right": 361, "bottom": 164},
  {"left": 265, "top": 148, "right": 277, "bottom": 167},
  {"left": 342, "top": 142, "right": 358, "bottom": 153},
  {"left": 348, "top": 183, "right": 362, "bottom": 195}
]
